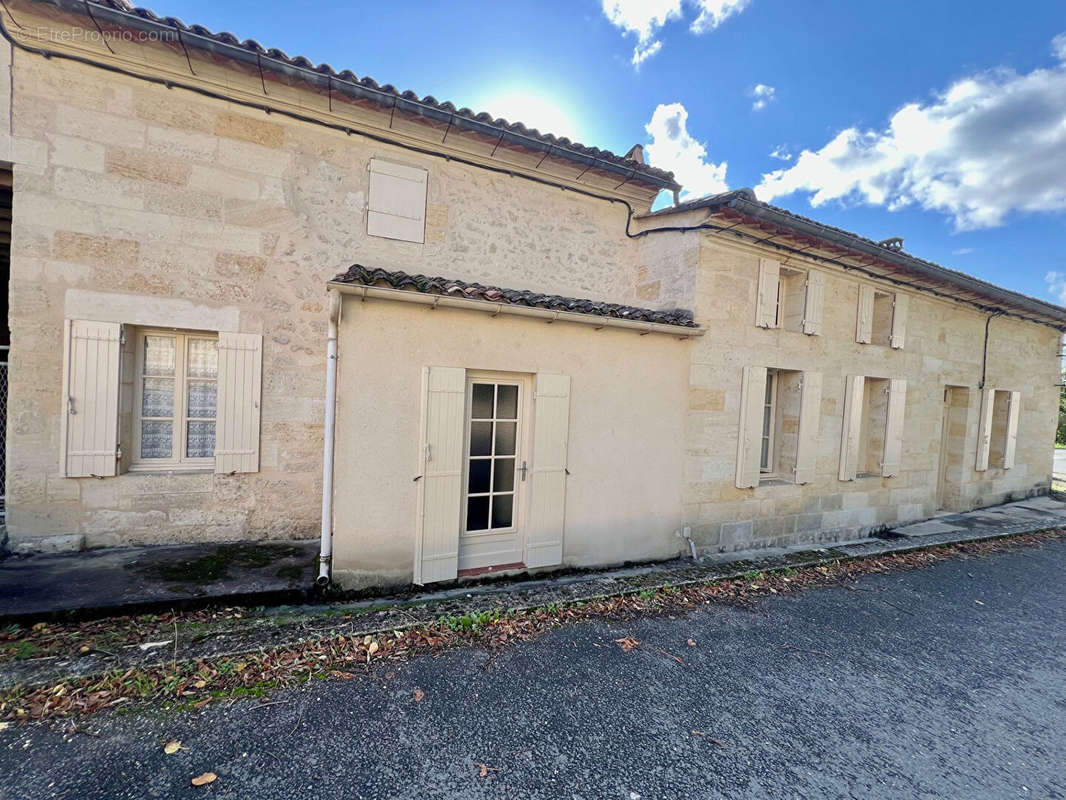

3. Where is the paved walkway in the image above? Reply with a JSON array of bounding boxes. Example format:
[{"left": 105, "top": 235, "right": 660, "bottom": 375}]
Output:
[
  {"left": 3, "top": 532, "right": 1063, "bottom": 799},
  {"left": 1, "top": 495, "right": 1064, "bottom": 623}
]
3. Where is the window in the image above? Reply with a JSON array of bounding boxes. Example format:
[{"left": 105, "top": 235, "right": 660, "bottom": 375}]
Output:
[
  {"left": 736, "top": 366, "right": 822, "bottom": 488},
  {"left": 977, "top": 388, "right": 1020, "bottom": 470},
  {"left": 755, "top": 258, "right": 825, "bottom": 334},
  {"left": 133, "top": 330, "right": 218, "bottom": 468},
  {"left": 857, "top": 286, "right": 909, "bottom": 348},
  {"left": 839, "top": 376, "right": 907, "bottom": 480},
  {"left": 367, "top": 158, "right": 428, "bottom": 244},
  {"left": 464, "top": 380, "right": 520, "bottom": 532}
]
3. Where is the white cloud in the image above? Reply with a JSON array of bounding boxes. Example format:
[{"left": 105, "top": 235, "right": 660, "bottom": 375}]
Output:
[
  {"left": 756, "top": 34, "right": 1066, "bottom": 230},
  {"left": 751, "top": 83, "right": 776, "bottom": 111},
  {"left": 601, "top": 0, "right": 750, "bottom": 67},
  {"left": 769, "top": 145, "right": 792, "bottom": 161},
  {"left": 1046, "top": 271, "right": 1066, "bottom": 304},
  {"left": 645, "top": 102, "right": 729, "bottom": 198},
  {"left": 690, "top": 0, "right": 751, "bottom": 34},
  {"left": 1053, "top": 32, "right": 1066, "bottom": 61},
  {"left": 951, "top": 247, "right": 974, "bottom": 255}
]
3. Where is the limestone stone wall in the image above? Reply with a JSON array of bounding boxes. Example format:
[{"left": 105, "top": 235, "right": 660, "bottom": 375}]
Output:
[
  {"left": 4, "top": 53, "right": 646, "bottom": 550},
  {"left": 684, "top": 234, "right": 1060, "bottom": 554}
]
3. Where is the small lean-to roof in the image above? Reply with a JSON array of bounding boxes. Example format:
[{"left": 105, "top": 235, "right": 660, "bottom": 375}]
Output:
[
  {"left": 38, "top": 0, "right": 678, "bottom": 193},
  {"left": 643, "top": 190, "right": 1066, "bottom": 329},
  {"left": 331, "top": 265, "right": 698, "bottom": 328}
]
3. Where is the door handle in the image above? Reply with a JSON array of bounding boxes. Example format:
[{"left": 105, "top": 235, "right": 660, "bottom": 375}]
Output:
[{"left": 519, "top": 461, "right": 528, "bottom": 481}]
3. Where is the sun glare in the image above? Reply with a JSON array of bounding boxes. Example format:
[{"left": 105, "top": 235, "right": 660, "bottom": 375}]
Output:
[{"left": 476, "top": 90, "right": 583, "bottom": 142}]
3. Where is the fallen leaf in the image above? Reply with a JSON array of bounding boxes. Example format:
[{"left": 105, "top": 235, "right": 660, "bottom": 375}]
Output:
[
  {"left": 686, "top": 639, "right": 696, "bottom": 647},
  {"left": 137, "top": 640, "right": 172, "bottom": 652},
  {"left": 163, "top": 740, "right": 181, "bottom": 755},
  {"left": 615, "top": 637, "right": 640, "bottom": 652},
  {"left": 330, "top": 670, "right": 355, "bottom": 680},
  {"left": 974, "top": 600, "right": 985, "bottom": 606},
  {"left": 477, "top": 763, "right": 499, "bottom": 778},
  {"left": 191, "top": 772, "right": 216, "bottom": 787},
  {"left": 413, "top": 688, "right": 425, "bottom": 702},
  {"left": 79, "top": 645, "right": 91, "bottom": 654},
  {"left": 385, "top": 672, "right": 395, "bottom": 680},
  {"left": 0, "top": 722, "right": 10, "bottom": 731},
  {"left": 691, "top": 729, "right": 704, "bottom": 736},
  {"left": 193, "top": 680, "right": 207, "bottom": 689},
  {"left": 367, "top": 640, "right": 380, "bottom": 656}
]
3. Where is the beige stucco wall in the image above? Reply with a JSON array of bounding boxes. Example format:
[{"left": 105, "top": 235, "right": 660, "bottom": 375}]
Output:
[
  {"left": 3, "top": 53, "right": 652, "bottom": 551},
  {"left": 683, "top": 234, "right": 1060, "bottom": 553},
  {"left": 329, "top": 297, "right": 690, "bottom": 588}
]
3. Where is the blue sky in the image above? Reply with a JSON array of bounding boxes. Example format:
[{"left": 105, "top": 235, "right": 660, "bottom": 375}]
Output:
[{"left": 161, "top": 0, "right": 1066, "bottom": 305}]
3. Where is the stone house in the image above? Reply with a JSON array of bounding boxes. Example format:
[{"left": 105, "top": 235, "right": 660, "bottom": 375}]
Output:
[{"left": 0, "top": 0, "right": 1062, "bottom": 589}]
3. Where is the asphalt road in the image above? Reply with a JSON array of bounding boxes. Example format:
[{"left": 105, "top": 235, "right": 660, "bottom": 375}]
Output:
[{"left": 3, "top": 539, "right": 1065, "bottom": 800}]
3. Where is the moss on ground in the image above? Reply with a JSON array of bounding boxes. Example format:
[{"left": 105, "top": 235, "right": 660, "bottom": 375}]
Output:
[{"left": 131, "top": 543, "right": 307, "bottom": 586}]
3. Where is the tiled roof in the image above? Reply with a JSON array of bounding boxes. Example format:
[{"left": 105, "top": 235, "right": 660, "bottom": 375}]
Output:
[
  {"left": 82, "top": 1, "right": 678, "bottom": 190},
  {"left": 331, "top": 265, "right": 698, "bottom": 328}
]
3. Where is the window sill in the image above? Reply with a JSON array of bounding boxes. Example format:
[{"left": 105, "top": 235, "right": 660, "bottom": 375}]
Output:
[
  {"left": 127, "top": 464, "right": 214, "bottom": 475},
  {"left": 855, "top": 472, "right": 882, "bottom": 479},
  {"left": 758, "top": 476, "right": 794, "bottom": 487}
]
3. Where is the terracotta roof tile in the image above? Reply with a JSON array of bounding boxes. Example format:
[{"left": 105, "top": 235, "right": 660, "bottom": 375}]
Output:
[{"left": 331, "top": 265, "right": 698, "bottom": 328}]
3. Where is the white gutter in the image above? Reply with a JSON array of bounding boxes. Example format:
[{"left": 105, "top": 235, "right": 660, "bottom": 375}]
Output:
[
  {"left": 326, "top": 282, "right": 706, "bottom": 339},
  {"left": 317, "top": 288, "right": 342, "bottom": 586}
]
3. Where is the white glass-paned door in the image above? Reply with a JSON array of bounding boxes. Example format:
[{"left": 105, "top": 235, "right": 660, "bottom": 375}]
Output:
[{"left": 465, "top": 382, "right": 520, "bottom": 532}]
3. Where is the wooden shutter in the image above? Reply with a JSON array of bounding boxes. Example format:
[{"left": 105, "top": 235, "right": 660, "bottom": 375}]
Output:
[
  {"left": 839, "top": 375, "right": 865, "bottom": 480},
  {"left": 890, "top": 293, "right": 909, "bottom": 349},
  {"left": 215, "top": 332, "right": 263, "bottom": 474},
  {"left": 1003, "top": 390, "right": 1021, "bottom": 468},
  {"left": 60, "top": 319, "right": 121, "bottom": 477},
  {"left": 735, "top": 365, "right": 767, "bottom": 488},
  {"left": 882, "top": 379, "right": 907, "bottom": 477},
  {"left": 755, "top": 258, "right": 780, "bottom": 328},
  {"left": 975, "top": 388, "right": 995, "bottom": 471},
  {"left": 525, "top": 373, "right": 571, "bottom": 569},
  {"left": 802, "top": 270, "right": 825, "bottom": 336},
  {"left": 793, "top": 371, "right": 822, "bottom": 484},
  {"left": 367, "top": 158, "right": 428, "bottom": 244},
  {"left": 856, "top": 285, "right": 874, "bottom": 343},
  {"left": 414, "top": 366, "right": 465, "bottom": 584}
]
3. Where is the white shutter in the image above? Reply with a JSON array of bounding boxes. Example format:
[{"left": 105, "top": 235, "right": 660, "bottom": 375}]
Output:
[
  {"left": 882, "top": 379, "right": 907, "bottom": 477},
  {"left": 975, "top": 388, "right": 995, "bottom": 471},
  {"left": 755, "top": 258, "right": 780, "bottom": 328},
  {"left": 802, "top": 270, "right": 825, "bottom": 336},
  {"left": 367, "top": 158, "right": 428, "bottom": 244},
  {"left": 839, "top": 375, "right": 865, "bottom": 480},
  {"left": 890, "top": 293, "right": 909, "bottom": 349},
  {"left": 856, "top": 285, "right": 874, "bottom": 343},
  {"left": 525, "top": 373, "right": 571, "bottom": 569},
  {"left": 793, "top": 371, "right": 822, "bottom": 484},
  {"left": 414, "top": 366, "right": 465, "bottom": 584},
  {"left": 735, "top": 365, "right": 767, "bottom": 489},
  {"left": 1003, "top": 390, "right": 1021, "bottom": 469},
  {"left": 60, "top": 319, "right": 121, "bottom": 477},
  {"left": 215, "top": 332, "right": 263, "bottom": 474}
]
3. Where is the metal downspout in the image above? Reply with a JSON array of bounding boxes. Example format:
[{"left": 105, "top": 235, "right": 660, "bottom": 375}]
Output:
[{"left": 317, "top": 289, "right": 341, "bottom": 586}]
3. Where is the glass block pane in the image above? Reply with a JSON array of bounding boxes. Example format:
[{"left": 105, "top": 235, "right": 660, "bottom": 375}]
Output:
[
  {"left": 142, "top": 377, "right": 174, "bottom": 418},
  {"left": 466, "top": 496, "right": 489, "bottom": 532},
  {"left": 187, "top": 338, "right": 218, "bottom": 378},
  {"left": 143, "top": 336, "right": 175, "bottom": 376},
  {"left": 467, "top": 458, "right": 491, "bottom": 494},
  {"left": 494, "top": 421, "right": 516, "bottom": 456},
  {"left": 491, "top": 494, "right": 513, "bottom": 529},
  {"left": 187, "top": 380, "right": 217, "bottom": 419},
  {"left": 470, "top": 422, "right": 492, "bottom": 457},
  {"left": 140, "top": 419, "right": 173, "bottom": 459},
  {"left": 187, "top": 420, "right": 216, "bottom": 459},
  {"left": 471, "top": 384, "right": 494, "bottom": 420},
  {"left": 496, "top": 385, "right": 518, "bottom": 419},
  {"left": 493, "top": 458, "right": 515, "bottom": 492}
]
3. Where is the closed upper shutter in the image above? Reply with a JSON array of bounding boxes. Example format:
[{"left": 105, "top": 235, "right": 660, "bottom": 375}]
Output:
[
  {"left": 856, "top": 285, "right": 874, "bottom": 343},
  {"left": 975, "top": 388, "right": 995, "bottom": 471},
  {"left": 890, "top": 293, "right": 909, "bottom": 349},
  {"left": 1004, "top": 390, "right": 1021, "bottom": 468},
  {"left": 802, "top": 270, "right": 826, "bottom": 336},
  {"left": 215, "top": 332, "right": 263, "bottom": 474},
  {"left": 414, "top": 366, "right": 465, "bottom": 584},
  {"left": 755, "top": 258, "right": 780, "bottom": 328},
  {"left": 839, "top": 375, "right": 865, "bottom": 480},
  {"left": 793, "top": 371, "right": 822, "bottom": 484},
  {"left": 60, "top": 319, "right": 122, "bottom": 477},
  {"left": 525, "top": 373, "right": 571, "bottom": 569},
  {"left": 735, "top": 365, "right": 768, "bottom": 488},
  {"left": 882, "top": 379, "right": 907, "bottom": 477},
  {"left": 367, "top": 158, "right": 428, "bottom": 244}
]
